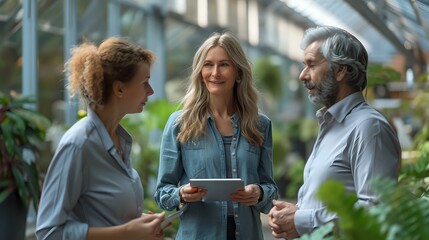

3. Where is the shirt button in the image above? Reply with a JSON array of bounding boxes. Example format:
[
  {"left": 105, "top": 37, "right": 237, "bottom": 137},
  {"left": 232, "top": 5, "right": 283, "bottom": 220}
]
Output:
[
  {"left": 233, "top": 168, "right": 237, "bottom": 173},
  {"left": 236, "top": 231, "right": 239, "bottom": 235},
  {"left": 235, "top": 214, "right": 238, "bottom": 218},
  {"left": 232, "top": 152, "right": 235, "bottom": 156}
]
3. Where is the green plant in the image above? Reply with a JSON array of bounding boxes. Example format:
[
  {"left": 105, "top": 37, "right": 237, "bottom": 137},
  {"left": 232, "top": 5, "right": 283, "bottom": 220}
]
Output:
[
  {"left": 0, "top": 91, "right": 50, "bottom": 211},
  {"left": 367, "top": 64, "right": 401, "bottom": 87},
  {"left": 253, "top": 56, "right": 283, "bottom": 99},
  {"left": 121, "top": 99, "right": 180, "bottom": 238},
  {"left": 307, "top": 175, "right": 429, "bottom": 240},
  {"left": 299, "top": 138, "right": 429, "bottom": 240},
  {"left": 121, "top": 99, "right": 180, "bottom": 197},
  {"left": 285, "top": 159, "right": 304, "bottom": 198}
]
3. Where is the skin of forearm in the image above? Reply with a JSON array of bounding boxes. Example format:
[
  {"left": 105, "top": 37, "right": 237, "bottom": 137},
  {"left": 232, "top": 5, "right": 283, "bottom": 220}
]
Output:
[{"left": 86, "top": 225, "right": 129, "bottom": 240}]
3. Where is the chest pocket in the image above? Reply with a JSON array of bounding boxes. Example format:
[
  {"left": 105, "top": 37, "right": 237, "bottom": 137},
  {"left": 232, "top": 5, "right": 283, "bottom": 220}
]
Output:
[
  {"left": 181, "top": 139, "right": 207, "bottom": 178},
  {"left": 237, "top": 141, "right": 261, "bottom": 176},
  {"left": 246, "top": 142, "right": 260, "bottom": 155},
  {"left": 183, "top": 139, "right": 205, "bottom": 150}
]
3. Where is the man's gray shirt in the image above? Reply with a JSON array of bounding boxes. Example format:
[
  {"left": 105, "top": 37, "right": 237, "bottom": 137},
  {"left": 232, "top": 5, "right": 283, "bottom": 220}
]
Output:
[{"left": 295, "top": 92, "right": 401, "bottom": 235}]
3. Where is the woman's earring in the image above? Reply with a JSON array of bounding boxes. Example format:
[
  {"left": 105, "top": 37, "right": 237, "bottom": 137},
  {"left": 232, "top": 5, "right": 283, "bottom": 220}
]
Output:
[{"left": 236, "top": 79, "right": 242, "bottom": 84}]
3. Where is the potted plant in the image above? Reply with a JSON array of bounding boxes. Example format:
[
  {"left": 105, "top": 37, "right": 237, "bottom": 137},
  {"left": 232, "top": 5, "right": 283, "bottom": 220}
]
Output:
[{"left": 0, "top": 90, "right": 50, "bottom": 240}]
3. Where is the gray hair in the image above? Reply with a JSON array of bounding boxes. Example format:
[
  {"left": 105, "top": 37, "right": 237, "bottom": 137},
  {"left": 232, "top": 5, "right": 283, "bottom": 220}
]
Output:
[{"left": 301, "top": 26, "right": 368, "bottom": 90}]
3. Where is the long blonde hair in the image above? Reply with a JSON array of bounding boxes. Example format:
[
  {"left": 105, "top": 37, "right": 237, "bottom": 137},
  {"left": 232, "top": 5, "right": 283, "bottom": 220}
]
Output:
[{"left": 177, "top": 32, "right": 263, "bottom": 146}]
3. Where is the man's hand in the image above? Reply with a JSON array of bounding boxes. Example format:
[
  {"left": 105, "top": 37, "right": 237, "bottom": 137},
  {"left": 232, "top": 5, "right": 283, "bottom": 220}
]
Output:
[{"left": 268, "top": 200, "right": 299, "bottom": 239}]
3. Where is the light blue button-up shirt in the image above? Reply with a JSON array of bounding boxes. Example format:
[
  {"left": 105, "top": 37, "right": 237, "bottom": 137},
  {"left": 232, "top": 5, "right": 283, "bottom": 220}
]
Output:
[
  {"left": 36, "top": 108, "right": 144, "bottom": 240},
  {"left": 295, "top": 92, "right": 401, "bottom": 235},
  {"left": 155, "top": 111, "right": 278, "bottom": 240}
]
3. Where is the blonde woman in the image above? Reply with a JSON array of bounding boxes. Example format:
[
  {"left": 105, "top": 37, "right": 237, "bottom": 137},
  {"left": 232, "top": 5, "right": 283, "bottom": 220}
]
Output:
[
  {"left": 155, "top": 32, "right": 278, "bottom": 240},
  {"left": 36, "top": 37, "right": 164, "bottom": 240}
]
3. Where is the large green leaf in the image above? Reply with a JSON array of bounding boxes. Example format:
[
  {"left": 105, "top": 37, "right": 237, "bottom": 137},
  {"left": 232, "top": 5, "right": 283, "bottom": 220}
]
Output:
[
  {"left": 317, "top": 180, "right": 386, "bottom": 240},
  {"left": 0, "top": 180, "right": 13, "bottom": 189},
  {"left": 0, "top": 92, "right": 11, "bottom": 105},
  {"left": 367, "top": 64, "right": 401, "bottom": 86},
  {"left": 5, "top": 111, "right": 26, "bottom": 137},
  {"left": 12, "top": 108, "right": 50, "bottom": 133},
  {"left": 0, "top": 188, "right": 13, "bottom": 203},
  {"left": 298, "top": 222, "right": 335, "bottom": 240},
  {"left": 26, "top": 162, "right": 40, "bottom": 209},
  {"left": 144, "top": 99, "right": 181, "bottom": 130},
  {"left": 371, "top": 179, "right": 429, "bottom": 240},
  {"left": 11, "top": 165, "right": 29, "bottom": 207},
  {"left": 253, "top": 56, "right": 283, "bottom": 98},
  {"left": 1, "top": 119, "right": 16, "bottom": 157},
  {"left": 0, "top": 91, "right": 49, "bottom": 210}
]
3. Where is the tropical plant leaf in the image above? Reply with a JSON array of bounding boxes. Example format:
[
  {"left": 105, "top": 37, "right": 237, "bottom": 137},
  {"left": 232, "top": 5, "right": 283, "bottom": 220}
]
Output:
[
  {"left": 253, "top": 56, "right": 283, "bottom": 98},
  {"left": 0, "top": 187, "right": 13, "bottom": 203},
  {"left": 26, "top": 162, "right": 40, "bottom": 209},
  {"left": 8, "top": 95, "right": 36, "bottom": 108},
  {"left": 0, "top": 179, "right": 14, "bottom": 188},
  {"left": 298, "top": 222, "right": 335, "bottom": 240},
  {"left": 11, "top": 165, "right": 29, "bottom": 207},
  {"left": 0, "top": 91, "right": 49, "bottom": 211},
  {"left": 144, "top": 99, "right": 181, "bottom": 129},
  {"left": 1, "top": 119, "right": 16, "bottom": 157},
  {"left": 5, "top": 111, "right": 26, "bottom": 137},
  {"left": 0, "top": 92, "right": 11, "bottom": 105},
  {"left": 371, "top": 178, "right": 429, "bottom": 240},
  {"left": 12, "top": 108, "right": 50, "bottom": 133},
  {"left": 367, "top": 64, "right": 401, "bottom": 86},
  {"left": 317, "top": 180, "right": 386, "bottom": 240}
]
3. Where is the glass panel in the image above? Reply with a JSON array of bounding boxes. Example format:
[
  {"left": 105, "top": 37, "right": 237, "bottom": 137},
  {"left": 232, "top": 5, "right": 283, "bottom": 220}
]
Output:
[
  {"left": 164, "top": 18, "right": 211, "bottom": 101},
  {"left": 77, "top": 0, "right": 108, "bottom": 43},
  {"left": 39, "top": 0, "right": 63, "bottom": 30},
  {"left": 38, "top": 0, "right": 64, "bottom": 118},
  {"left": 227, "top": 0, "right": 239, "bottom": 34},
  {"left": 0, "top": 0, "right": 20, "bottom": 15},
  {"left": 184, "top": 0, "right": 198, "bottom": 24},
  {"left": 38, "top": 31, "right": 64, "bottom": 118},
  {"left": 207, "top": 0, "right": 217, "bottom": 25},
  {"left": 0, "top": 0, "right": 22, "bottom": 95},
  {"left": 120, "top": 5, "right": 147, "bottom": 45}
]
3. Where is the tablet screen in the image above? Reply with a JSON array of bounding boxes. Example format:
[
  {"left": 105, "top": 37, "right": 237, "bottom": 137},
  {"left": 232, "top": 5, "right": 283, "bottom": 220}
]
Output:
[{"left": 189, "top": 178, "right": 245, "bottom": 201}]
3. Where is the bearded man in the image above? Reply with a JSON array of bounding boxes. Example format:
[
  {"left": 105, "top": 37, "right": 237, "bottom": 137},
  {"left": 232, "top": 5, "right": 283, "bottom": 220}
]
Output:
[{"left": 269, "top": 26, "right": 401, "bottom": 239}]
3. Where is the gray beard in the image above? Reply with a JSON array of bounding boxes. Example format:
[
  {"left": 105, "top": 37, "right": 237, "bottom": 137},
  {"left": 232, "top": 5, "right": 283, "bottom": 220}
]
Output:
[{"left": 307, "top": 70, "right": 339, "bottom": 106}]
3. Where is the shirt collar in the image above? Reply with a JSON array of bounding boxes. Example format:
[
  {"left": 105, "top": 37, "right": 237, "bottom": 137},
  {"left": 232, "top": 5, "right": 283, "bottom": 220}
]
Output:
[
  {"left": 87, "top": 107, "right": 115, "bottom": 152},
  {"left": 207, "top": 112, "right": 240, "bottom": 123},
  {"left": 317, "top": 92, "right": 365, "bottom": 123}
]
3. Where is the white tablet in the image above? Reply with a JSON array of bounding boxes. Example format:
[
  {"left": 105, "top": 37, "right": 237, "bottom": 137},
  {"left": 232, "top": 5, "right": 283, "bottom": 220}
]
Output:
[{"left": 189, "top": 178, "right": 245, "bottom": 202}]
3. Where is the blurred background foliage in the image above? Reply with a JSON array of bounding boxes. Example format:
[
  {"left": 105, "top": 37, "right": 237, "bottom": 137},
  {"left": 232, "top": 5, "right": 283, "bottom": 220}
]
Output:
[{"left": 122, "top": 99, "right": 181, "bottom": 238}]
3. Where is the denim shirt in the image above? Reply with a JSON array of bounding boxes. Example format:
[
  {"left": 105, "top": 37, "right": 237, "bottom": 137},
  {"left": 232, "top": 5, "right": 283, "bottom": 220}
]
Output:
[{"left": 155, "top": 111, "right": 278, "bottom": 240}]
